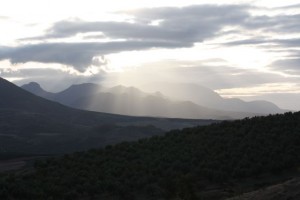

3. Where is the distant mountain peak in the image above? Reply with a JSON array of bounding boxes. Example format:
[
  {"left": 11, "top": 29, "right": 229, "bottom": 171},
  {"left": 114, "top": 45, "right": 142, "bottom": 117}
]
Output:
[
  {"left": 27, "top": 81, "right": 40, "bottom": 86},
  {"left": 21, "top": 81, "right": 53, "bottom": 97},
  {"left": 22, "top": 82, "right": 42, "bottom": 89}
]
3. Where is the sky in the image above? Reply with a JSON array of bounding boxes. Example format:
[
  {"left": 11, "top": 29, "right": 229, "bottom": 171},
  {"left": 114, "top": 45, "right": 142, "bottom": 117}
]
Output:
[{"left": 0, "top": 0, "right": 300, "bottom": 110}]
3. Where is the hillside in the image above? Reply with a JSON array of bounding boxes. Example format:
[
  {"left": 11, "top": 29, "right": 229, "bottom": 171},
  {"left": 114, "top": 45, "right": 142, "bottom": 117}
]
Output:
[
  {"left": 0, "top": 77, "right": 215, "bottom": 154},
  {"left": 1, "top": 111, "right": 299, "bottom": 199},
  {"left": 228, "top": 177, "right": 300, "bottom": 200}
]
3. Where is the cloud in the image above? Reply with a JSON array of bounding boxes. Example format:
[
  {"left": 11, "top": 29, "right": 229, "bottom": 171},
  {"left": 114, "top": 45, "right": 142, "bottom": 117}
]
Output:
[
  {"left": 0, "top": 16, "right": 9, "bottom": 20},
  {"left": 212, "top": 6, "right": 300, "bottom": 62},
  {"left": 29, "top": 4, "right": 249, "bottom": 43},
  {"left": 276, "top": 39, "right": 300, "bottom": 48},
  {"left": 223, "top": 38, "right": 300, "bottom": 48},
  {"left": 83, "top": 34, "right": 106, "bottom": 40},
  {"left": 268, "top": 58, "right": 300, "bottom": 74},
  {"left": 0, "top": 40, "right": 189, "bottom": 72},
  {"left": 277, "top": 3, "right": 300, "bottom": 9},
  {"left": 223, "top": 38, "right": 272, "bottom": 46},
  {"left": 26, "top": 4, "right": 300, "bottom": 45}
]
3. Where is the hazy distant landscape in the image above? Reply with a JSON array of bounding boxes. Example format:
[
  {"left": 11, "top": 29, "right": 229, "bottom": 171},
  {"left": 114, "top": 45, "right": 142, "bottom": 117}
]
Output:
[
  {"left": 22, "top": 81, "right": 284, "bottom": 119},
  {"left": 1, "top": 0, "right": 300, "bottom": 199}
]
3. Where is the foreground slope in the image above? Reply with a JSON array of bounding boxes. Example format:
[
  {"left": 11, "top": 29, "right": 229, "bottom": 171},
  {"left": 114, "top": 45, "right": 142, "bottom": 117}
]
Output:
[
  {"left": 1, "top": 111, "right": 299, "bottom": 199},
  {"left": 0, "top": 78, "right": 214, "bottom": 154},
  {"left": 228, "top": 177, "right": 300, "bottom": 200}
]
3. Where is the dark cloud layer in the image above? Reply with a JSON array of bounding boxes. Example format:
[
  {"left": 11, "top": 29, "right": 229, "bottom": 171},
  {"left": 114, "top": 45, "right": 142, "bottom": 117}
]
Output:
[
  {"left": 37, "top": 4, "right": 250, "bottom": 42},
  {"left": 224, "top": 38, "right": 300, "bottom": 47},
  {"left": 0, "top": 40, "right": 189, "bottom": 71},
  {"left": 242, "top": 14, "right": 300, "bottom": 33}
]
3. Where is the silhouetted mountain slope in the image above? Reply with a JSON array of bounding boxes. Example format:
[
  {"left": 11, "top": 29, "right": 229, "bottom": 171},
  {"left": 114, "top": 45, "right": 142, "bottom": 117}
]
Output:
[
  {"left": 0, "top": 78, "right": 67, "bottom": 113},
  {"left": 1, "top": 111, "right": 299, "bottom": 199},
  {"left": 22, "top": 82, "right": 265, "bottom": 119},
  {"left": 0, "top": 78, "right": 215, "bottom": 154}
]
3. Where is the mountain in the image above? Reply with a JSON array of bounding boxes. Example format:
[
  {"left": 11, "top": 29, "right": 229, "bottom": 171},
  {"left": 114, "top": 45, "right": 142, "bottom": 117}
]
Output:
[
  {"left": 22, "top": 82, "right": 266, "bottom": 119},
  {"left": 21, "top": 82, "right": 55, "bottom": 99},
  {"left": 142, "top": 83, "right": 284, "bottom": 114},
  {"left": 52, "top": 83, "right": 103, "bottom": 107},
  {"left": 1, "top": 111, "right": 299, "bottom": 199},
  {"left": 0, "top": 77, "right": 215, "bottom": 154}
]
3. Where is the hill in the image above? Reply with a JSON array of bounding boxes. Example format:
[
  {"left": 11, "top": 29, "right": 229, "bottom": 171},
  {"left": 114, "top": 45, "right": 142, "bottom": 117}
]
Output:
[
  {"left": 21, "top": 82, "right": 270, "bottom": 119},
  {"left": 1, "top": 111, "right": 299, "bottom": 199},
  {"left": 0, "top": 77, "right": 215, "bottom": 154}
]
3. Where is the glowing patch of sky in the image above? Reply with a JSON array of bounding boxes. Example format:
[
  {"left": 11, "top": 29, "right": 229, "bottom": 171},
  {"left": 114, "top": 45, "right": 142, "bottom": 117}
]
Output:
[{"left": 216, "top": 83, "right": 300, "bottom": 97}]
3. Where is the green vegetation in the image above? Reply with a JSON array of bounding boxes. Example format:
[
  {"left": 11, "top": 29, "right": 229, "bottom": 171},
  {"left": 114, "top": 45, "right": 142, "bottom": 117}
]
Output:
[{"left": 1, "top": 112, "right": 300, "bottom": 199}]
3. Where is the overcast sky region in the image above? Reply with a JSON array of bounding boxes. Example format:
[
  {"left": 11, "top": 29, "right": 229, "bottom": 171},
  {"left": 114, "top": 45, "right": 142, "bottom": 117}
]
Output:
[{"left": 1, "top": 0, "right": 300, "bottom": 110}]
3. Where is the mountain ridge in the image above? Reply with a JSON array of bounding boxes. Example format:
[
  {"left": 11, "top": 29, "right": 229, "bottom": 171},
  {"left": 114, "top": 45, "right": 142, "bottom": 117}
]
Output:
[
  {"left": 21, "top": 81, "right": 281, "bottom": 119},
  {"left": 141, "top": 82, "right": 284, "bottom": 114}
]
